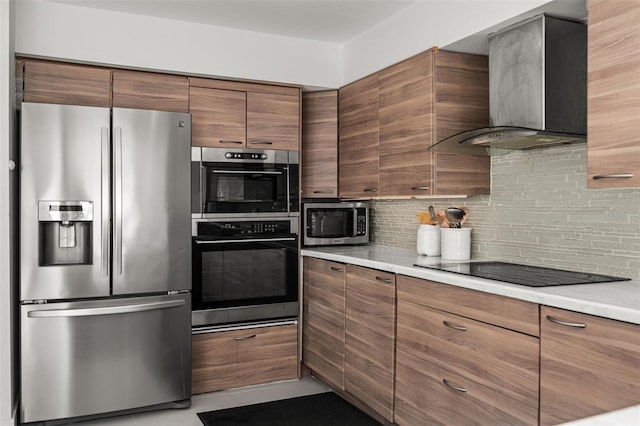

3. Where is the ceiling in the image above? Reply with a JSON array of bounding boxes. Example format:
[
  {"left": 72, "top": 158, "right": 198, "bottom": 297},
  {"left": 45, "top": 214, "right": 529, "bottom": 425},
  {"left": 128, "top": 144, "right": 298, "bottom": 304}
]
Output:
[{"left": 46, "top": 0, "right": 417, "bottom": 43}]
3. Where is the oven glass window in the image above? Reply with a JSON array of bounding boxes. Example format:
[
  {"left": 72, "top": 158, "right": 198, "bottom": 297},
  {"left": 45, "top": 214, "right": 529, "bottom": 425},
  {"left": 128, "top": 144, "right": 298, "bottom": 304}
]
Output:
[
  {"left": 202, "top": 248, "right": 287, "bottom": 302},
  {"left": 307, "top": 208, "right": 355, "bottom": 238},
  {"left": 203, "top": 163, "right": 288, "bottom": 214}
]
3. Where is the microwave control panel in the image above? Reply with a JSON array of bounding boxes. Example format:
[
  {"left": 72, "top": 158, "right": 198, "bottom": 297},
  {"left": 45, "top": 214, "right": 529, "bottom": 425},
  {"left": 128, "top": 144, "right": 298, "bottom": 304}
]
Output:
[{"left": 356, "top": 208, "right": 367, "bottom": 236}]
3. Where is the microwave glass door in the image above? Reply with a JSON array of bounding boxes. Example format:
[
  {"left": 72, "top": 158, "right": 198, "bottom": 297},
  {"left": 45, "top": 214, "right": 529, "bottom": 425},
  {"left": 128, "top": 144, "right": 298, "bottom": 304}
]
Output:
[
  {"left": 203, "top": 162, "right": 288, "bottom": 214},
  {"left": 192, "top": 237, "right": 298, "bottom": 310},
  {"left": 306, "top": 208, "right": 355, "bottom": 238}
]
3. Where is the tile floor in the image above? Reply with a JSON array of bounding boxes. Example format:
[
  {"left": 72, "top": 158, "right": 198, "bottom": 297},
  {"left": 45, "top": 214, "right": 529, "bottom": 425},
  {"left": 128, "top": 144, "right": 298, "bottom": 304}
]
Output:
[{"left": 73, "top": 378, "right": 330, "bottom": 426}]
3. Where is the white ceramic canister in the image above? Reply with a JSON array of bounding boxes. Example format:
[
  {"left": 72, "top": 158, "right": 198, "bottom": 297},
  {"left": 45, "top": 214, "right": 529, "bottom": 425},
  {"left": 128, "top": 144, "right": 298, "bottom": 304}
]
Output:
[
  {"left": 440, "top": 228, "right": 472, "bottom": 260},
  {"left": 417, "top": 224, "right": 441, "bottom": 256}
]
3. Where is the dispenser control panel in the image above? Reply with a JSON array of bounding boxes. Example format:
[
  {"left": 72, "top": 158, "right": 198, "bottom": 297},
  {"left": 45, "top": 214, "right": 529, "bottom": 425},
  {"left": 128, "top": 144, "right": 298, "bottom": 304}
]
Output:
[{"left": 38, "top": 201, "right": 93, "bottom": 222}]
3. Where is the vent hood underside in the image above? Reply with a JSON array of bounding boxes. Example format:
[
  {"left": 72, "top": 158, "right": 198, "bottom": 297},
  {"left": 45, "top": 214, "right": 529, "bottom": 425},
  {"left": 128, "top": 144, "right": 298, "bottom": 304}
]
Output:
[{"left": 429, "top": 126, "right": 586, "bottom": 156}]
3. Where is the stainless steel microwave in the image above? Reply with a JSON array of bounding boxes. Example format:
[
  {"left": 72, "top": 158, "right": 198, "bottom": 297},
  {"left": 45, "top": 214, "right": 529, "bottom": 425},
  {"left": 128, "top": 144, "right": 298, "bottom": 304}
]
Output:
[{"left": 303, "top": 202, "right": 369, "bottom": 246}]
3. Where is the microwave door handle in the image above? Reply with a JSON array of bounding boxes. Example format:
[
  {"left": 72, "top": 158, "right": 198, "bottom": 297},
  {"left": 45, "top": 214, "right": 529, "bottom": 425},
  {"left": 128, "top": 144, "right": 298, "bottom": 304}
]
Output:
[
  {"left": 353, "top": 209, "right": 358, "bottom": 236},
  {"left": 210, "top": 170, "right": 283, "bottom": 175}
]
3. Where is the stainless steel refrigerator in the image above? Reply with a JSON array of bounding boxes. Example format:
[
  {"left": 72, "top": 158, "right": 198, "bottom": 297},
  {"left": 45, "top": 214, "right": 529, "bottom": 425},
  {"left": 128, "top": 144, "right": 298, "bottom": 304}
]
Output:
[{"left": 19, "top": 102, "right": 192, "bottom": 424}]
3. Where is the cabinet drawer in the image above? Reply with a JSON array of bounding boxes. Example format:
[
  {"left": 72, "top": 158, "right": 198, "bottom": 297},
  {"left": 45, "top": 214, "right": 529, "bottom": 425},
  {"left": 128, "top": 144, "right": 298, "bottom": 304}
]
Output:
[
  {"left": 395, "top": 349, "right": 537, "bottom": 426},
  {"left": 192, "top": 323, "right": 298, "bottom": 394},
  {"left": 397, "top": 275, "right": 539, "bottom": 336},
  {"left": 397, "top": 300, "right": 539, "bottom": 406}
]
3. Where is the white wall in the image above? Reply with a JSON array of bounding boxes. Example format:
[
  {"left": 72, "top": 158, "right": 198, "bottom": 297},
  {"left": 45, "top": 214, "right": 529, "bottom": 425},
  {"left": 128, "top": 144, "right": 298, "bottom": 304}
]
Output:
[
  {"left": 343, "top": 0, "right": 551, "bottom": 84},
  {"left": 15, "top": 0, "right": 343, "bottom": 89},
  {"left": 0, "top": 0, "right": 16, "bottom": 424}
]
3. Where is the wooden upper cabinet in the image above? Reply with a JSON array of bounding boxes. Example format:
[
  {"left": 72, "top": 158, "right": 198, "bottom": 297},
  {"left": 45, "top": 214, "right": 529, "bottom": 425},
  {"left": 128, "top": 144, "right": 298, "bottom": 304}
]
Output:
[
  {"left": 338, "top": 73, "right": 380, "bottom": 198},
  {"left": 587, "top": 0, "right": 640, "bottom": 188},
  {"left": 22, "top": 60, "right": 112, "bottom": 107},
  {"left": 540, "top": 306, "right": 640, "bottom": 425},
  {"left": 189, "top": 78, "right": 300, "bottom": 150},
  {"left": 189, "top": 87, "right": 247, "bottom": 147},
  {"left": 433, "top": 50, "right": 490, "bottom": 195},
  {"left": 112, "top": 70, "right": 189, "bottom": 112},
  {"left": 301, "top": 91, "right": 339, "bottom": 198},
  {"left": 247, "top": 91, "right": 300, "bottom": 151},
  {"left": 379, "top": 50, "right": 434, "bottom": 197}
]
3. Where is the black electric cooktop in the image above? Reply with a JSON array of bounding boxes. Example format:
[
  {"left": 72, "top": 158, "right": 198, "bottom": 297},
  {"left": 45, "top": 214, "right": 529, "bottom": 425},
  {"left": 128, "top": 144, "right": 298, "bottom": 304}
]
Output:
[{"left": 412, "top": 261, "right": 631, "bottom": 287}]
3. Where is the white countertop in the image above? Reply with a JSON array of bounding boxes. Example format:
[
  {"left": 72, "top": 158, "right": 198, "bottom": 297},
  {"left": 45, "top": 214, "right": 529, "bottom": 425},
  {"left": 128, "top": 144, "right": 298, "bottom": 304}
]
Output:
[{"left": 301, "top": 245, "right": 640, "bottom": 325}]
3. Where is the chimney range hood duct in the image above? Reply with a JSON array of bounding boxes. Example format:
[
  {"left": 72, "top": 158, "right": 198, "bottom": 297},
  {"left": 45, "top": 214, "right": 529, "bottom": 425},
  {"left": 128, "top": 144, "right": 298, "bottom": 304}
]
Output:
[{"left": 430, "top": 14, "right": 587, "bottom": 156}]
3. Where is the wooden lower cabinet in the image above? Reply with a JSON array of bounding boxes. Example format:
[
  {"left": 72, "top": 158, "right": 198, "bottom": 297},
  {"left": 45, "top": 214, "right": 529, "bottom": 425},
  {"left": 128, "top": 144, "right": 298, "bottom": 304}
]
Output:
[
  {"left": 344, "top": 264, "right": 396, "bottom": 422},
  {"left": 540, "top": 306, "right": 640, "bottom": 425},
  {"left": 394, "top": 275, "right": 539, "bottom": 425},
  {"left": 302, "top": 257, "right": 346, "bottom": 390},
  {"left": 191, "top": 323, "right": 298, "bottom": 394}
]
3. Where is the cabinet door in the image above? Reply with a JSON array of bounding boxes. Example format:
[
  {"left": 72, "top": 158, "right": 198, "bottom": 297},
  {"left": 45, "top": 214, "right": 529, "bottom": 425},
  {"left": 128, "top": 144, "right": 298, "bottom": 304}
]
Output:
[
  {"left": 587, "top": 0, "right": 640, "bottom": 188},
  {"left": 301, "top": 91, "right": 339, "bottom": 198},
  {"left": 189, "top": 87, "right": 246, "bottom": 148},
  {"left": 302, "top": 257, "right": 345, "bottom": 389},
  {"left": 344, "top": 265, "right": 395, "bottom": 421},
  {"left": 112, "top": 70, "right": 188, "bottom": 112},
  {"left": 22, "top": 60, "right": 112, "bottom": 107},
  {"left": 540, "top": 306, "right": 640, "bottom": 425},
  {"left": 247, "top": 91, "right": 300, "bottom": 151},
  {"left": 338, "top": 74, "right": 380, "bottom": 198},
  {"left": 192, "top": 324, "right": 298, "bottom": 394},
  {"left": 379, "top": 50, "right": 433, "bottom": 197},
  {"left": 433, "top": 50, "right": 490, "bottom": 195}
]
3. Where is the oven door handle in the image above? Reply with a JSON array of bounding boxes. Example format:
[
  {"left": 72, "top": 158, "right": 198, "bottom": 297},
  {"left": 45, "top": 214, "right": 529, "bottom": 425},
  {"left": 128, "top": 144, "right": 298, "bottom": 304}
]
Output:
[
  {"left": 209, "top": 170, "right": 283, "bottom": 175},
  {"left": 195, "top": 237, "right": 296, "bottom": 244}
]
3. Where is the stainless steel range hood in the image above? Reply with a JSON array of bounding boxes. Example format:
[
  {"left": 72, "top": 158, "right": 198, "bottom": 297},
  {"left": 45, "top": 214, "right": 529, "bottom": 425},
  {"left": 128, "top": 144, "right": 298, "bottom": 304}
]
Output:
[{"left": 430, "top": 14, "right": 587, "bottom": 156}]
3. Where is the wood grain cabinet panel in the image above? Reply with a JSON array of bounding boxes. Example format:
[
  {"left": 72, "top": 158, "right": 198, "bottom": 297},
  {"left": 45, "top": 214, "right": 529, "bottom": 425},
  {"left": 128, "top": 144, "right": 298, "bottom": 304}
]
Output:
[
  {"left": 433, "top": 50, "right": 490, "bottom": 195},
  {"left": 344, "top": 264, "right": 395, "bottom": 422},
  {"left": 22, "top": 60, "right": 112, "bottom": 107},
  {"left": 192, "top": 323, "right": 298, "bottom": 394},
  {"left": 247, "top": 91, "right": 300, "bottom": 151},
  {"left": 189, "top": 87, "right": 247, "bottom": 148},
  {"left": 338, "top": 73, "right": 380, "bottom": 198},
  {"left": 587, "top": 0, "right": 640, "bottom": 188},
  {"left": 396, "top": 275, "right": 539, "bottom": 336},
  {"left": 302, "top": 257, "right": 346, "bottom": 390},
  {"left": 540, "top": 306, "right": 640, "bottom": 425},
  {"left": 301, "top": 91, "right": 339, "bottom": 198},
  {"left": 112, "top": 70, "right": 189, "bottom": 112},
  {"left": 395, "top": 349, "right": 538, "bottom": 426},
  {"left": 378, "top": 50, "right": 434, "bottom": 197}
]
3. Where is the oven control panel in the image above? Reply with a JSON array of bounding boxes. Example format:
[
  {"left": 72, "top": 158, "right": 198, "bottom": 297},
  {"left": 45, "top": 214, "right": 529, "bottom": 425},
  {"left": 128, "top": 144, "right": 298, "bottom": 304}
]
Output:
[{"left": 197, "top": 220, "right": 293, "bottom": 238}]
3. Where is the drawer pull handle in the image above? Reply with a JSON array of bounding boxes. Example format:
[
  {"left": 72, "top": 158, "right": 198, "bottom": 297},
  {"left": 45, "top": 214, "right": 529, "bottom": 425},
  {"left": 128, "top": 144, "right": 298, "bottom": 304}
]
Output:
[
  {"left": 546, "top": 315, "right": 586, "bottom": 328},
  {"left": 592, "top": 173, "right": 633, "bottom": 180},
  {"left": 411, "top": 186, "right": 430, "bottom": 190},
  {"left": 249, "top": 141, "right": 273, "bottom": 145},
  {"left": 330, "top": 266, "right": 344, "bottom": 273},
  {"left": 233, "top": 334, "right": 257, "bottom": 341},
  {"left": 219, "top": 140, "right": 243, "bottom": 144},
  {"left": 363, "top": 188, "right": 378, "bottom": 193},
  {"left": 313, "top": 190, "right": 334, "bottom": 194},
  {"left": 375, "top": 276, "right": 393, "bottom": 284},
  {"left": 442, "top": 379, "right": 467, "bottom": 393},
  {"left": 443, "top": 320, "right": 467, "bottom": 332}
]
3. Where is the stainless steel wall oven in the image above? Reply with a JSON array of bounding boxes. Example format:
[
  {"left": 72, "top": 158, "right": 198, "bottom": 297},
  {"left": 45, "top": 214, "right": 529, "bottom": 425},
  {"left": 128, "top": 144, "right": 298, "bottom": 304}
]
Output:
[
  {"left": 192, "top": 147, "right": 299, "bottom": 218},
  {"left": 191, "top": 217, "right": 299, "bottom": 327}
]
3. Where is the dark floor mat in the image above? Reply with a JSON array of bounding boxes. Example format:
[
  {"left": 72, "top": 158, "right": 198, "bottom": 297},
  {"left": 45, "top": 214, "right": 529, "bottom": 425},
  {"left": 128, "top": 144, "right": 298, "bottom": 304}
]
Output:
[{"left": 197, "top": 392, "right": 381, "bottom": 425}]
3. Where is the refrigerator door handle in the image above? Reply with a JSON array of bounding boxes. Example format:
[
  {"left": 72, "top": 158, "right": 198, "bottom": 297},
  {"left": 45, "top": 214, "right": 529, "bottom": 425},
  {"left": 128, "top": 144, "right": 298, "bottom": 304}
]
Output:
[
  {"left": 114, "top": 126, "right": 123, "bottom": 275},
  {"left": 101, "top": 126, "right": 110, "bottom": 278},
  {"left": 27, "top": 300, "right": 186, "bottom": 318}
]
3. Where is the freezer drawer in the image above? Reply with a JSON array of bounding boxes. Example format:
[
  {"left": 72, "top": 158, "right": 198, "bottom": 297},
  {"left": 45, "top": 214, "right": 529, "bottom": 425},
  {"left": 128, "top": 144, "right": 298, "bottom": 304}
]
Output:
[{"left": 20, "top": 294, "right": 192, "bottom": 424}]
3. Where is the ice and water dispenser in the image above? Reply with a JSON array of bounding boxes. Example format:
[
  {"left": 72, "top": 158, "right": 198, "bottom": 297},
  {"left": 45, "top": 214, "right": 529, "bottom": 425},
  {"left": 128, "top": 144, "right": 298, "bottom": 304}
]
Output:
[{"left": 38, "top": 201, "right": 93, "bottom": 266}]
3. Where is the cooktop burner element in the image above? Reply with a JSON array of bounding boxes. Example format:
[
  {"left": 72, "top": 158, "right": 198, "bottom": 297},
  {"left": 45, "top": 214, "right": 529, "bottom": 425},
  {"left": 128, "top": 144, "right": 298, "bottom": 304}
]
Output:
[{"left": 412, "top": 261, "right": 630, "bottom": 287}]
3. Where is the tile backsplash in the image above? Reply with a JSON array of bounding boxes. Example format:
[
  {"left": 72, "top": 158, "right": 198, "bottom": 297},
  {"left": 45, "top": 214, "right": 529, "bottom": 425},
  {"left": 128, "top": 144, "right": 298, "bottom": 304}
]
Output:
[{"left": 370, "top": 143, "right": 640, "bottom": 280}]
